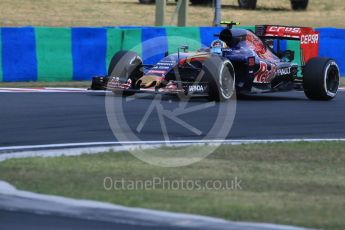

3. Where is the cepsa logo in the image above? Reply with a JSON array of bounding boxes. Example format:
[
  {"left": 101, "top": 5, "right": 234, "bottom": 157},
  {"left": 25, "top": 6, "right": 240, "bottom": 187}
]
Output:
[
  {"left": 301, "top": 34, "right": 319, "bottom": 44},
  {"left": 267, "top": 26, "right": 301, "bottom": 34}
]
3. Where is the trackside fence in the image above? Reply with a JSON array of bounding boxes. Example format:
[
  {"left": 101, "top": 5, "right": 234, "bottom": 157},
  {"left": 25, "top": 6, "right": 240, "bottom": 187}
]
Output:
[{"left": 0, "top": 26, "right": 343, "bottom": 82}]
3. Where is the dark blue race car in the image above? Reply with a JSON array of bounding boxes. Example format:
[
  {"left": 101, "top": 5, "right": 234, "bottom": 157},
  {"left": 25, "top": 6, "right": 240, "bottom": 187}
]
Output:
[{"left": 91, "top": 21, "right": 340, "bottom": 101}]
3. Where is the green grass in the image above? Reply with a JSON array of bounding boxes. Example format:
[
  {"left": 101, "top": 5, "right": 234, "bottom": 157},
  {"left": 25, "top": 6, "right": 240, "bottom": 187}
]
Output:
[{"left": 1, "top": 142, "right": 345, "bottom": 229}]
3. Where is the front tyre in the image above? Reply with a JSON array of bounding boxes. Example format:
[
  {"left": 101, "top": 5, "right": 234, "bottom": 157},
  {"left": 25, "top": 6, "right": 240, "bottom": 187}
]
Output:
[
  {"left": 203, "top": 56, "right": 236, "bottom": 102},
  {"left": 108, "top": 51, "right": 143, "bottom": 96},
  {"left": 303, "top": 57, "right": 340, "bottom": 101}
]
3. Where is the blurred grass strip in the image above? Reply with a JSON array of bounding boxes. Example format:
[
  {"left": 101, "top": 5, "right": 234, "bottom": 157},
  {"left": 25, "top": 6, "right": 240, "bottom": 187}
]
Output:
[{"left": 1, "top": 142, "right": 345, "bottom": 229}]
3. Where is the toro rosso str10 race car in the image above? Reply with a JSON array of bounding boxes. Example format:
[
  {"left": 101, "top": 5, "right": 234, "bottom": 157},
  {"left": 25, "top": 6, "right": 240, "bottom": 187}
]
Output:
[{"left": 90, "top": 21, "right": 340, "bottom": 101}]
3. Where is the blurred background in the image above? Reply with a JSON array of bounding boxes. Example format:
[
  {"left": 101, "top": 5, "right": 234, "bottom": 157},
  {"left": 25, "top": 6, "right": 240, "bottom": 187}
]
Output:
[{"left": 0, "top": 0, "right": 344, "bottom": 27}]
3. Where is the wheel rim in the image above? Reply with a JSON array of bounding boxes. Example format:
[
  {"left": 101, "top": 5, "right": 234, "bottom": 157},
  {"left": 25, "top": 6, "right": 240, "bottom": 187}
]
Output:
[
  {"left": 325, "top": 63, "right": 339, "bottom": 97},
  {"left": 219, "top": 63, "right": 235, "bottom": 99}
]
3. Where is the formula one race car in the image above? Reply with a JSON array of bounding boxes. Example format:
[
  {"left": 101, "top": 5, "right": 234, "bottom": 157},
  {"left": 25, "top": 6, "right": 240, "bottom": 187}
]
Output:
[{"left": 90, "top": 21, "right": 340, "bottom": 101}]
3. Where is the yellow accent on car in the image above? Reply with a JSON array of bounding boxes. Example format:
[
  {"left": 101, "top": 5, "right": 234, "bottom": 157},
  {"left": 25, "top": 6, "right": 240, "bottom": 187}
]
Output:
[{"left": 220, "top": 21, "right": 241, "bottom": 26}]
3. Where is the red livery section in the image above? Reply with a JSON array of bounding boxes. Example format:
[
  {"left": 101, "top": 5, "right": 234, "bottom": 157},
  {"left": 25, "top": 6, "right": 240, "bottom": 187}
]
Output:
[
  {"left": 254, "top": 61, "right": 275, "bottom": 83},
  {"left": 256, "top": 25, "right": 319, "bottom": 64},
  {"left": 300, "top": 30, "right": 319, "bottom": 64}
]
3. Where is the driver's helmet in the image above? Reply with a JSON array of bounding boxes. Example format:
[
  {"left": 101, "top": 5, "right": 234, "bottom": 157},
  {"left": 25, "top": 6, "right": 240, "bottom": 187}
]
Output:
[{"left": 210, "top": 39, "right": 227, "bottom": 55}]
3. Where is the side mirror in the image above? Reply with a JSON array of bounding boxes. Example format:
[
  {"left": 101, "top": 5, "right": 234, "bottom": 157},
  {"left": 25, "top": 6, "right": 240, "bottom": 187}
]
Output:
[
  {"left": 177, "top": 45, "right": 189, "bottom": 60},
  {"left": 278, "top": 50, "right": 295, "bottom": 62},
  {"left": 179, "top": 45, "right": 189, "bottom": 52}
]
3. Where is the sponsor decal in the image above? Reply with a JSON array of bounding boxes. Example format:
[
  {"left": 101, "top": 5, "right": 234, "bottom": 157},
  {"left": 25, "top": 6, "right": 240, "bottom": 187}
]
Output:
[
  {"left": 157, "top": 62, "right": 175, "bottom": 66},
  {"left": 267, "top": 26, "right": 301, "bottom": 34},
  {"left": 277, "top": 67, "right": 291, "bottom": 76},
  {"left": 254, "top": 61, "right": 276, "bottom": 83},
  {"left": 153, "top": 66, "right": 170, "bottom": 70},
  {"left": 188, "top": 85, "right": 205, "bottom": 93},
  {"left": 160, "top": 60, "right": 176, "bottom": 63},
  {"left": 222, "top": 48, "right": 233, "bottom": 52},
  {"left": 147, "top": 70, "right": 166, "bottom": 75},
  {"left": 265, "top": 26, "right": 302, "bottom": 39},
  {"left": 300, "top": 31, "right": 319, "bottom": 64},
  {"left": 301, "top": 34, "right": 319, "bottom": 44},
  {"left": 107, "top": 77, "right": 132, "bottom": 90}
]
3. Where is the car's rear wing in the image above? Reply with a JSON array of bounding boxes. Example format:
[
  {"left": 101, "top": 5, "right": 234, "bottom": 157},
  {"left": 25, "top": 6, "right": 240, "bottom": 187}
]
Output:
[{"left": 255, "top": 25, "right": 319, "bottom": 65}]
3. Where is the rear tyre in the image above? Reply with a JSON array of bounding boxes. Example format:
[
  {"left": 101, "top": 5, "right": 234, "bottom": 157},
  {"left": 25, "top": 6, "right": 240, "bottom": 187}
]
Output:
[
  {"left": 291, "top": 0, "right": 308, "bottom": 10},
  {"left": 238, "top": 0, "right": 257, "bottom": 9},
  {"left": 108, "top": 51, "right": 143, "bottom": 96},
  {"left": 202, "top": 56, "right": 236, "bottom": 102},
  {"left": 303, "top": 57, "right": 339, "bottom": 101}
]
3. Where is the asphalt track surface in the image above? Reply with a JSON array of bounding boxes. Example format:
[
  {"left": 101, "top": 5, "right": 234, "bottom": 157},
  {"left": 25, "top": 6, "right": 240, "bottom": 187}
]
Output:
[{"left": 1, "top": 90, "right": 345, "bottom": 147}]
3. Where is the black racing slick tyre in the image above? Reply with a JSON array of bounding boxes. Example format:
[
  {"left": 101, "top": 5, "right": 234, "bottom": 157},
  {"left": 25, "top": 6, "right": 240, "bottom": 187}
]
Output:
[
  {"left": 303, "top": 57, "right": 340, "bottom": 101},
  {"left": 291, "top": 0, "right": 308, "bottom": 10},
  {"left": 202, "top": 56, "right": 236, "bottom": 102},
  {"left": 108, "top": 51, "right": 143, "bottom": 96},
  {"left": 238, "top": 0, "right": 257, "bottom": 9}
]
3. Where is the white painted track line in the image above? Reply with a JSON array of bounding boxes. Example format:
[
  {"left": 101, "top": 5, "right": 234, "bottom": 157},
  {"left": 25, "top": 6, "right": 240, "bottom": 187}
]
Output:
[
  {"left": 0, "top": 87, "right": 89, "bottom": 93},
  {"left": 1, "top": 138, "right": 345, "bottom": 152},
  {"left": 1, "top": 139, "right": 345, "bottom": 163}
]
